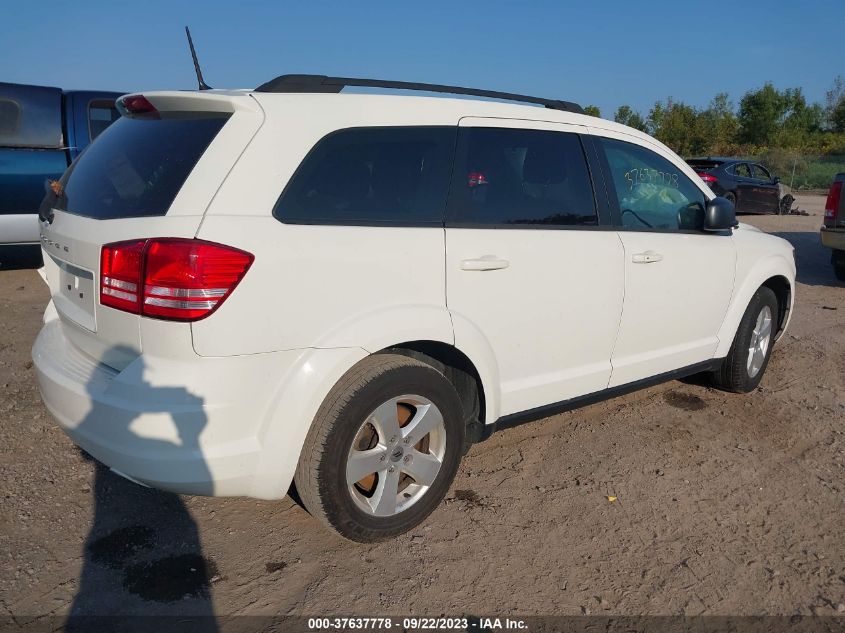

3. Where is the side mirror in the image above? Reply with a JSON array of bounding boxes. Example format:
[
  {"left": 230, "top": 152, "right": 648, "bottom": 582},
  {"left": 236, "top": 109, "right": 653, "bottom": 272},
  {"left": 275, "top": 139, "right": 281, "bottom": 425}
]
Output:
[
  {"left": 773, "top": 176, "right": 780, "bottom": 184},
  {"left": 703, "top": 196, "right": 736, "bottom": 231}
]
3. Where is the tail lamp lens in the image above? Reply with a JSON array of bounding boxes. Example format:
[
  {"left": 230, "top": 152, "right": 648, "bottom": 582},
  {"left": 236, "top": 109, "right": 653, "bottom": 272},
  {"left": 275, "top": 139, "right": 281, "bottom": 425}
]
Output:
[
  {"left": 99, "top": 239, "right": 254, "bottom": 321},
  {"left": 824, "top": 181, "right": 841, "bottom": 226}
]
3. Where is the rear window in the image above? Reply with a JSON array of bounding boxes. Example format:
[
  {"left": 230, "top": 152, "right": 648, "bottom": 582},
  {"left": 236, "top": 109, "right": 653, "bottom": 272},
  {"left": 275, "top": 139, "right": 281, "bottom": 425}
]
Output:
[
  {"left": 275, "top": 127, "right": 456, "bottom": 225},
  {"left": 87, "top": 99, "right": 120, "bottom": 141},
  {"left": 686, "top": 159, "right": 723, "bottom": 171},
  {"left": 49, "top": 112, "right": 229, "bottom": 219},
  {"left": 0, "top": 83, "right": 62, "bottom": 148}
]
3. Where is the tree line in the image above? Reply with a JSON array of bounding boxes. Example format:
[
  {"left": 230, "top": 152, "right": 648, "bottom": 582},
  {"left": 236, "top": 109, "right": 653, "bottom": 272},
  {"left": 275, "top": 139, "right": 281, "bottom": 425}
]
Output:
[{"left": 583, "top": 76, "right": 845, "bottom": 158}]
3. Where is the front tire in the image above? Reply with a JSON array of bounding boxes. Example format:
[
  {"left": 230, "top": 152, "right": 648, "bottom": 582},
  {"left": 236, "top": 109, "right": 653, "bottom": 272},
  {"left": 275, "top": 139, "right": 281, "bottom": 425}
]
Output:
[
  {"left": 711, "top": 287, "right": 778, "bottom": 393},
  {"left": 294, "top": 354, "right": 465, "bottom": 542}
]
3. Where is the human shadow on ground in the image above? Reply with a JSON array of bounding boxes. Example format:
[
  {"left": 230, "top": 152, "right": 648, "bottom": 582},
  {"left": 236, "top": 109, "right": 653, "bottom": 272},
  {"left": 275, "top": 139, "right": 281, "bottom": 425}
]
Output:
[{"left": 65, "top": 346, "right": 219, "bottom": 632}]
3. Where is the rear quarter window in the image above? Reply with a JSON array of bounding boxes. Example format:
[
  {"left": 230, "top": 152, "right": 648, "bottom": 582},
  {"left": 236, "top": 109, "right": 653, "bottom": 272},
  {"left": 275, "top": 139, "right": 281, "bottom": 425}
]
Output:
[
  {"left": 48, "top": 112, "right": 230, "bottom": 219},
  {"left": 274, "top": 127, "right": 456, "bottom": 225}
]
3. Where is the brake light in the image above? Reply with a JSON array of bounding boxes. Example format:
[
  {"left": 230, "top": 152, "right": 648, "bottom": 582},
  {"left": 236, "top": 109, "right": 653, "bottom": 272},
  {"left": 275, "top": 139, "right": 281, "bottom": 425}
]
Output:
[
  {"left": 117, "top": 94, "right": 158, "bottom": 117},
  {"left": 824, "top": 180, "right": 842, "bottom": 227},
  {"left": 100, "top": 239, "right": 254, "bottom": 321},
  {"left": 467, "top": 171, "right": 488, "bottom": 188},
  {"left": 697, "top": 172, "right": 718, "bottom": 184},
  {"left": 101, "top": 240, "right": 145, "bottom": 313}
]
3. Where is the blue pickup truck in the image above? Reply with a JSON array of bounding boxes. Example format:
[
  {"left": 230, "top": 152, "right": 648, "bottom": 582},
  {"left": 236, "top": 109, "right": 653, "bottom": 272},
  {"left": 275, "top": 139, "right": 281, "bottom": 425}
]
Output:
[{"left": 1, "top": 83, "right": 123, "bottom": 246}]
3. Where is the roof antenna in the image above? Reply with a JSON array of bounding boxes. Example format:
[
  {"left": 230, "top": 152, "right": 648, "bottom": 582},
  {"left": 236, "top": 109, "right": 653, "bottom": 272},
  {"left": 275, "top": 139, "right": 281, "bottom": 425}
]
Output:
[{"left": 185, "top": 26, "right": 212, "bottom": 90}]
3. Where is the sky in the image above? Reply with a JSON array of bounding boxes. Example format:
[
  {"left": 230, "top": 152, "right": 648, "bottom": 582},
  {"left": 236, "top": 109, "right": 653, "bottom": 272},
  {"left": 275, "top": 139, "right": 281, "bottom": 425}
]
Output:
[{"left": 1, "top": 0, "right": 842, "bottom": 118}]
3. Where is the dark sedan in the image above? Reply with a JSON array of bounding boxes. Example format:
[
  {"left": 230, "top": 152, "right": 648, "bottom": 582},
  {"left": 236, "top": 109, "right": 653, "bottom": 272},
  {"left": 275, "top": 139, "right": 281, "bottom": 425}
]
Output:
[{"left": 686, "top": 157, "right": 788, "bottom": 214}]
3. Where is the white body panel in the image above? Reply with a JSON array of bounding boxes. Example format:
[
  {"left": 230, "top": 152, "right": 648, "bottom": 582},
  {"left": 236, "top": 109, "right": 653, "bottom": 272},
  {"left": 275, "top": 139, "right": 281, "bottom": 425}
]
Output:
[
  {"left": 445, "top": 115, "right": 625, "bottom": 415},
  {"left": 715, "top": 224, "right": 795, "bottom": 356},
  {"left": 447, "top": 226, "right": 624, "bottom": 415},
  {"left": 31, "top": 90, "right": 796, "bottom": 499},
  {"left": 609, "top": 231, "right": 735, "bottom": 386},
  {"left": 0, "top": 213, "right": 39, "bottom": 244},
  {"left": 192, "top": 218, "right": 452, "bottom": 356}
]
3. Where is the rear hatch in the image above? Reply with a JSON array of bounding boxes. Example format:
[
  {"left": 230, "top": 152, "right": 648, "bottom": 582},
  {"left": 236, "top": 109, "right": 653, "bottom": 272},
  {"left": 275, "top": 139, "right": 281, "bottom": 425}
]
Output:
[{"left": 39, "top": 91, "right": 263, "bottom": 369}]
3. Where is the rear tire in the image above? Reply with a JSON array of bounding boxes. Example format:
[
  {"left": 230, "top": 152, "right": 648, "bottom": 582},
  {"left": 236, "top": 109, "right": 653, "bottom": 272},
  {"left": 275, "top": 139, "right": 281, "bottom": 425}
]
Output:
[
  {"left": 725, "top": 191, "right": 737, "bottom": 208},
  {"left": 711, "top": 287, "right": 778, "bottom": 393},
  {"left": 294, "top": 354, "right": 465, "bottom": 542},
  {"left": 833, "top": 250, "right": 845, "bottom": 282}
]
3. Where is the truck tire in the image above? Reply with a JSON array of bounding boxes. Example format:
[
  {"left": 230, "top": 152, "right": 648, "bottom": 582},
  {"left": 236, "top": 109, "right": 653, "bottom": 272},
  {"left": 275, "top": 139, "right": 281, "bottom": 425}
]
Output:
[{"left": 833, "top": 250, "right": 845, "bottom": 282}]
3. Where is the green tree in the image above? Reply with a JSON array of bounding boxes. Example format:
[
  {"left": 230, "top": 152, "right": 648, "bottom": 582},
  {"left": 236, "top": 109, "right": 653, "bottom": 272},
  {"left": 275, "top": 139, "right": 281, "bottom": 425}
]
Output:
[
  {"left": 646, "top": 101, "right": 665, "bottom": 137},
  {"left": 583, "top": 105, "right": 601, "bottom": 118},
  {"left": 825, "top": 75, "right": 844, "bottom": 131},
  {"left": 698, "top": 93, "right": 739, "bottom": 153},
  {"left": 613, "top": 105, "right": 647, "bottom": 131},
  {"left": 737, "top": 83, "right": 788, "bottom": 146},
  {"left": 647, "top": 99, "right": 707, "bottom": 156},
  {"left": 832, "top": 99, "right": 845, "bottom": 133}
]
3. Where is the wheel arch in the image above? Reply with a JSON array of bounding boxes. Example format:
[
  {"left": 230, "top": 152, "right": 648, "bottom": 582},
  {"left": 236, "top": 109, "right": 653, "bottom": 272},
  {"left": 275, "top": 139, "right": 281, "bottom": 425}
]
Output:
[
  {"left": 383, "top": 341, "right": 489, "bottom": 443},
  {"left": 761, "top": 275, "right": 792, "bottom": 339},
  {"left": 715, "top": 256, "right": 795, "bottom": 357}
]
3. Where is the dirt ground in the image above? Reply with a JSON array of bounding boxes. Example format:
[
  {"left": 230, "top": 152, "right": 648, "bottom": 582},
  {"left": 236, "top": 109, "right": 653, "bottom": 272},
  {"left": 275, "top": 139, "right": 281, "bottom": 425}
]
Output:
[{"left": 0, "top": 194, "right": 843, "bottom": 623}]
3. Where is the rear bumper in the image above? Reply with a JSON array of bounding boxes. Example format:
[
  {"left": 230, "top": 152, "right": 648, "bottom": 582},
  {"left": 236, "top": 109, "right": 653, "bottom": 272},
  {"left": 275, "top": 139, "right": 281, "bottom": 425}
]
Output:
[
  {"left": 821, "top": 227, "right": 845, "bottom": 251},
  {"left": 32, "top": 318, "right": 366, "bottom": 499}
]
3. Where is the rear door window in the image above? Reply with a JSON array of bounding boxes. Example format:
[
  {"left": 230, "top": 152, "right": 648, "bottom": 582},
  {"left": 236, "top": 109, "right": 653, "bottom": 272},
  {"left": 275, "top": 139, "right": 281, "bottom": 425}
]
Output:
[
  {"left": 734, "top": 163, "right": 751, "bottom": 178},
  {"left": 446, "top": 127, "right": 596, "bottom": 226},
  {"left": 751, "top": 164, "right": 771, "bottom": 181},
  {"left": 48, "top": 112, "right": 230, "bottom": 219},
  {"left": 274, "top": 127, "right": 456, "bottom": 225},
  {"left": 0, "top": 83, "right": 62, "bottom": 148},
  {"left": 598, "top": 137, "right": 706, "bottom": 231},
  {"left": 87, "top": 99, "right": 120, "bottom": 141}
]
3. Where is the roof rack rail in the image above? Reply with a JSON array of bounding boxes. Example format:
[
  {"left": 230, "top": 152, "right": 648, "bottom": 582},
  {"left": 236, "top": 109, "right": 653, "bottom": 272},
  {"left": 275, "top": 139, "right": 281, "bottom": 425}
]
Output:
[{"left": 254, "top": 74, "right": 584, "bottom": 114}]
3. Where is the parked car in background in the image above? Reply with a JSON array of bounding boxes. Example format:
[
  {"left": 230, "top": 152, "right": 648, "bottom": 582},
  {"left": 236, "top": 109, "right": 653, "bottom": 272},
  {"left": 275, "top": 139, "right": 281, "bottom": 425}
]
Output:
[
  {"left": 821, "top": 173, "right": 845, "bottom": 281},
  {"left": 33, "top": 76, "right": 795, "bottom": 542},
  {"left": 686, "top": 157, "right": 790, "bottom": 215},
  {"left": 0, "top": 83, "right": 122, "bottom": 246}
]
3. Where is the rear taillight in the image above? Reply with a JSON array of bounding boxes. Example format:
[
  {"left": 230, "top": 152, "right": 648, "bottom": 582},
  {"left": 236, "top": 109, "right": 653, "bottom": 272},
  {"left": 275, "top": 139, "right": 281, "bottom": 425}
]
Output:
[
  {"left": 697, "top": 172, "right": 718, "bottom": 184},
  {"left": 824, "top": 180, "right": 842, "bottom": 227},
  {"left": 100, "top": 239, "right": 253, "bottom": 321},
  {"left": 101, "top": 240, "right": 145, "bottom": 313}
]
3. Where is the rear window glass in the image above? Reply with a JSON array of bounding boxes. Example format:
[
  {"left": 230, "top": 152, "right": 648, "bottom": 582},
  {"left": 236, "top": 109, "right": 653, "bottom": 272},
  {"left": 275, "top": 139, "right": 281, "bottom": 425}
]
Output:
[
  {"left": 87, "top": 99, "right": 120, "bottom": 141},
  {"left": 275, "top": 127, "right": 456, "bottom": 225},
  {"left": 0, "top": 99, "right": 21, "bottom": 136},
  {"left": 446, "top": 127, "right": 597, "bottom": 226},
  {"left": 0, "top": 83, "right": 62, "bottom": 148},
  {"left": 686, "top": 159, "right": 723, "bottom": 171},
  {"left": 48, "top": 112, "right": 229, "bottom": 220}
]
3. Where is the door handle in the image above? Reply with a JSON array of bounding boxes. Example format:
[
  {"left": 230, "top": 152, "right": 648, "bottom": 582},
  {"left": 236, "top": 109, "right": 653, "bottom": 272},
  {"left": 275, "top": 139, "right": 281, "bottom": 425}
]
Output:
[
  {"left": 460, "top": 256, "right": 510, "bottom": 271},
  {"left": 632, "top": 251, "right": 663, "bottom": 264}
]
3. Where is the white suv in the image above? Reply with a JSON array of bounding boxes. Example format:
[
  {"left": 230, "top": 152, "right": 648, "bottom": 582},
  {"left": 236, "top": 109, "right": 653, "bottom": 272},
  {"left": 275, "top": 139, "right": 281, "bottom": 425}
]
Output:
[{"left": 33, "top": 75, "right": 795, "bottom": 542}]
